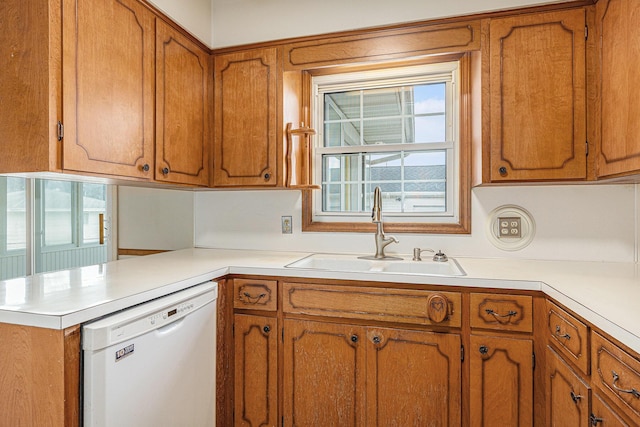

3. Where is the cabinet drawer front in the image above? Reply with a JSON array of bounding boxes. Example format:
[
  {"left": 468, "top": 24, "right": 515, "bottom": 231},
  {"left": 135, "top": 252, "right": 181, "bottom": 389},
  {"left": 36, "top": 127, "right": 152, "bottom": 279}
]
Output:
[
  {"left": 592, "top": 332, "right": 640, "bottom": 421},
  {"left": 469, "top": 293, "right": 532, "bottom": 332},
  {"left": 283, "top": 283, "right": 461, "bottom": 327},
  {"left": 233, "top": 279, "right": 277, "bottom": 311},
  {"left": 546, "top": 300, "right": 589, "bottom": 375}
]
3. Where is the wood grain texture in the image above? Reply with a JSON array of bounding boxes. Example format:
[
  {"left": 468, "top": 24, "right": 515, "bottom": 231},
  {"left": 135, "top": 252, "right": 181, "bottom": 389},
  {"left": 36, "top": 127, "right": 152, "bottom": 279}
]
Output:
[
  {"left": 546, "top": 345, "right": 591, "bottom": 427},
  {"left": 470, "top": 292, "right": 533, "bottom": 332},
  {"left": 470, "top": 335, "right": 534, "bottom": 427},
  {"left": 546, "top": 299, "right": 590, "bottom": 375},
  {"left": 0, "top": 323, "right": 67, "bottom": 426},
  {"left": 234, "top": 314, "right": 278, "bottom": 427},
  {"left": 0, "top": 0, "right": 61, "bottom": 174},
  {"left": 283, "top": 282, "right": 461, "bottom": 327},
  {"left": 62, "top": 0, "right": 155, "bottom": 179},
  {"left": 489, "top": 9, "right": 587, "bottom": 181},
  {"left": 213, "top": 48, "right": 279, "bottom": 187},
  {"left": 595, "top": 0, "right": 640, "bottom": 178},
  {"left": 155, "top": 19, "right": 210, "bottom": 186}
]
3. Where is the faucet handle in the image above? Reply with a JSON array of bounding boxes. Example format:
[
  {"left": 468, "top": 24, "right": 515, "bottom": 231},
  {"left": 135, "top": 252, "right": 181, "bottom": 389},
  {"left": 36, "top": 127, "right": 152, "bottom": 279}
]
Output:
[{"left": 412, "top": 248, "right": 434, "bottom": 261}]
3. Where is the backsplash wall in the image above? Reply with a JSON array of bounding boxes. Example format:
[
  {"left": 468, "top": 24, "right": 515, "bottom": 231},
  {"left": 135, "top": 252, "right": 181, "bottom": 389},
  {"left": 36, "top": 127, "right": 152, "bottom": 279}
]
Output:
[{"left": 194, "top": 184, "right": 637, "bottom": 263}]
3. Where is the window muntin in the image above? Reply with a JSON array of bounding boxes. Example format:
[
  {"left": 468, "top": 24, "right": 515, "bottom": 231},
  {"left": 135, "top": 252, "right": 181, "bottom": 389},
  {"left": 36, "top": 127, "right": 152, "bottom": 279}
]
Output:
[{"left": 312, "top": 62, "right": 459, "bottom": 224}]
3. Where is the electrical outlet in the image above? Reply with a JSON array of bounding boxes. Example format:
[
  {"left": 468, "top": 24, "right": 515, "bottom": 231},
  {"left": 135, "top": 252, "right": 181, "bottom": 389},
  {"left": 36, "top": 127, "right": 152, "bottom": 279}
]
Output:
[
  {"left": 281, "top": 216, "right": 293, "bottom": 234},
  {"left": 498, "top": 216, "right": 521, "bottom": 238}
]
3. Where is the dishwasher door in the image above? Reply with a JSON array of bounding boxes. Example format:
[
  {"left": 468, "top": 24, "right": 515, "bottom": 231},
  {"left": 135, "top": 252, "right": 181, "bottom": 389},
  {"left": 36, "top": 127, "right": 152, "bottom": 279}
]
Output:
[{"left": 82, "top": 282, "right": 217, "bottom": 427}]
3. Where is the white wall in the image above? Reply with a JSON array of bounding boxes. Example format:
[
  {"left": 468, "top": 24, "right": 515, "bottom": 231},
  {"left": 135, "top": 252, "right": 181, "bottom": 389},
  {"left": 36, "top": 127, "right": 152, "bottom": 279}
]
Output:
[
  {"left": 118, "top": 187, "right": 195, "bottom": 251},
  {"left": 147, "top": 0, "right": 213, "bottom": 46},
  {"left": 194, "top": 185, "right": 637, "bottom": 263},
  {"left": 211, "top": 0, "right": 568, "bottom": 47}
]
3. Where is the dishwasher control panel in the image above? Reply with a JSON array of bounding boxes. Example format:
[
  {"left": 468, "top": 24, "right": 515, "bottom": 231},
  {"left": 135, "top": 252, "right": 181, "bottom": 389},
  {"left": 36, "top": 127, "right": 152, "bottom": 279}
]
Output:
[{"left": 82, "top": 282, "right": 218, "bottom": 351}]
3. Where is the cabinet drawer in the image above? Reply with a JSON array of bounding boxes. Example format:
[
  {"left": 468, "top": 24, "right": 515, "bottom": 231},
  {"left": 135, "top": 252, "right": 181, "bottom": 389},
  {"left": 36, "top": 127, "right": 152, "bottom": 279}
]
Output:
[
  {"left": 282, "top": 283, "right": 461, "bottom": 327},
  {"left": 592, "top": 332, "right": 640, "bottom": 421},
  {"left": 233, "top": 279, "right": 277, "bottom": 311},
  {"left": 469, "top": 293, "right": 532, "bottom": 332},
  {"left": 546, "top": 300, "right": 589, "bottom": 375}
]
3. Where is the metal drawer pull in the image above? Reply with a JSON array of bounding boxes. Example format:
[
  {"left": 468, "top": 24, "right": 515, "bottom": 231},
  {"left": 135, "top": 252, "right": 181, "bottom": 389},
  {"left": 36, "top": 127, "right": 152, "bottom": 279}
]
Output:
[
  {"left": 554, "top": 325, "right": 571, "bottom": 340},
  {"left": 570, "top": 391, "right": 582, "bottom": 403},
  {"left": 611, "top": 371, "right": 640, "bottom": 398},
  {"left": 242, "top": 292, "right": 267, "bottom": 304},
  {"left": 590, "top": 414, "right": 603, "bottom": 425},
  {"left": 485, "top": 309, "right": 517, "bottom": 318}
]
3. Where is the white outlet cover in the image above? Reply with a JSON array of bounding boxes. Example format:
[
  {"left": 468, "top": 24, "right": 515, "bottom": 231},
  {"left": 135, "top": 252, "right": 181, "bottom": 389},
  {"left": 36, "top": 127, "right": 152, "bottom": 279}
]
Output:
[{"left": 486, "top": 205, "right": 535, "bottom": 251}]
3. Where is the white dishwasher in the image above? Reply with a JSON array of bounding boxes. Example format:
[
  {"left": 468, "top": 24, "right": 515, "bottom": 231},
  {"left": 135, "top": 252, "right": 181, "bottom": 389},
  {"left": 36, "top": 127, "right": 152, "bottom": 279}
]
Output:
[{"left": 82, "top": 281, "right": 217, "bottom": 427}]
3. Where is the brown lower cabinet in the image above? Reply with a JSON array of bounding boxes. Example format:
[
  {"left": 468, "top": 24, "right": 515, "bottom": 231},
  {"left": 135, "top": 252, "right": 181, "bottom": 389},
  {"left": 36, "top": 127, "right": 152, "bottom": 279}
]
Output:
[
  {"left": 470, "top": 335, "right": 533, "bottom": 426},
  {"left": 283, "top": 319, "right": 462, "bottom": 426}
]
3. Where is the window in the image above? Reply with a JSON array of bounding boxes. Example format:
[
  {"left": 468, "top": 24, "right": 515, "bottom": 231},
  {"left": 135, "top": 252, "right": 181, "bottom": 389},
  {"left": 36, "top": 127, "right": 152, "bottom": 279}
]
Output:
[
  {"left": 304, "top": 59, "right": 471, "bottom": 233},
  {"left": 0, "top": 177, "right": 113, "bottom": 280}
]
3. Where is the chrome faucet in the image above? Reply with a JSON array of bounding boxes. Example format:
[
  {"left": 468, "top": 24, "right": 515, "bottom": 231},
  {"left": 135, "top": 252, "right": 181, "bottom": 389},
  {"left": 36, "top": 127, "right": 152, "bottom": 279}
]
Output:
[{"left": 360, "top": 187, "right": 400, "bottom": 260}]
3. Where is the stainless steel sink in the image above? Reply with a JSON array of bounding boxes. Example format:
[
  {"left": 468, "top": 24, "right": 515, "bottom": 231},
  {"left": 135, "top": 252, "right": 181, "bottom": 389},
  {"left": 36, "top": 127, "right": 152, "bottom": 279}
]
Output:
[{"left": 285, "top": 253, "right": 466, "bottom": 277}]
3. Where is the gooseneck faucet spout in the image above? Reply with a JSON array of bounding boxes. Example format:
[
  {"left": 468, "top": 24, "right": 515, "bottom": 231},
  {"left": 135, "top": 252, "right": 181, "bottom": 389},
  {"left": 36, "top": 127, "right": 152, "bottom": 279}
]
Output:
[{"left": 361, "top": 187, "right": 401, "bottom": 260}]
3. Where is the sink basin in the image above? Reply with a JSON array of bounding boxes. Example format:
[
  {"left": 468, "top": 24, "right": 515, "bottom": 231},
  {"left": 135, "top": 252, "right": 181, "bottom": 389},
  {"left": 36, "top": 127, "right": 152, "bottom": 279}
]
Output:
[
  {"left": 285, "top": 254, "right": 375, "bottom": 272},
  {"left": 381, "top": 259, "right": 466, "bottom": 276},
  {"left": 285, "top": 253, "right": 466, "bottom": 277}
]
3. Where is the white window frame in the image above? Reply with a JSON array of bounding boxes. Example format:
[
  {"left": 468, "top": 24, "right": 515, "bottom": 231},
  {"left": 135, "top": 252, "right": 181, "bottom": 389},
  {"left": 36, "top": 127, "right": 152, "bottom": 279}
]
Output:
[{"left": 311, "top": 61, "right": 461, "bottom": 225}]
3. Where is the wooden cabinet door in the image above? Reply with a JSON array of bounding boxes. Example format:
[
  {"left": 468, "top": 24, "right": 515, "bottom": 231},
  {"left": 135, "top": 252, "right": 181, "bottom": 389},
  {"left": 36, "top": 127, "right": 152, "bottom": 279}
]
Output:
[
  {"left": 283, "top": 319, "right": 366, "bottom": 426},
  {"left": 367, "top": 327, "right": 461, "bottom": 426},
  {"left": 155, "top": 19, "right": 210, "bottom": 186},
  {"left": 489, "top": 9, "right": 587, "bottom": 181},
  {"left": 546, "top": 346, "right": 591, "bottom": 427},
  {"left": 595, "top": 0, "right": 640, "bottom": 178},
  {"left": 470, "top": 335, "right": 533, "bottom": 427},
  {"left": 591, "top": 393, "right": 634, "bottom": 427},
  {"left": 62, "top": 0, "right": 155, "bottom": 179},
  {"left": 234, "top": 314, "right": 278, "bottom": 427},
  {"left": 213, "top": 48, "right": 278, "bottom": 187}
]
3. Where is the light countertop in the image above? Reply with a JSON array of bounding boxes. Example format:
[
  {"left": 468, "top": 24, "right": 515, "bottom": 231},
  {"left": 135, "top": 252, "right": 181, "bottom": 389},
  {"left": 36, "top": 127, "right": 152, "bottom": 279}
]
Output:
[{"left": 0, "top": 248, "right": 638, "bottom": 354}]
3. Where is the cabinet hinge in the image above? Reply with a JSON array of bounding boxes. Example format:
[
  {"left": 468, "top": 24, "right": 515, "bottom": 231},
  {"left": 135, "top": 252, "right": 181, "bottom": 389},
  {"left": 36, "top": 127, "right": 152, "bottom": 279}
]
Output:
[
  {"left": 282, "top": 416, "right": 284, "bottom": 427},
  {"left": 532, "top": 352, "right": 536, "bottom": 370},
  {"left": 57, "top": 121, "right": 64, "bottom": 141},
  {"left": 586, "top": 140, "right": 589, "bottom": 157},
  {"left": 585, "top": 25, "right": 588, "bottom": 40},
  {"left": 461, "top": 345, "right": 465, "bottom": 362},
  {"left": 282, "top": 327, "right": 284, "bottom": 343}
]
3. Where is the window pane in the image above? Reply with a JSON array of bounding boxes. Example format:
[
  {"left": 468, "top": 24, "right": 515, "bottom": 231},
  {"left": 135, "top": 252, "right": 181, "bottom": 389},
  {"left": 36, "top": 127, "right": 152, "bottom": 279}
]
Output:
[
  {"left": 409, "top": 116, "right": 446, "bottom": 143},
  {"left": 7, "top": 178, "right": 26, "bottom": 251},
  {"left": 324, "top": 121, "right": 361, "bottom": 147},
  {"left": 83, "top": 183, "right": 106, "bottom": 244},
  {"left": 325, "top": 91, "right": 360, "bottom": 120},
  {"left": 412, "top": 83, "right": 446, "bottom": 114},
  {"left": 363, "top": 87, "right": 402, "bottom": 118},
  {"left": 363, "top": 118, "right": 403, "bottom": 145},
  {"left": 43, "top": 180, "right": 73, "bottom": 246}
]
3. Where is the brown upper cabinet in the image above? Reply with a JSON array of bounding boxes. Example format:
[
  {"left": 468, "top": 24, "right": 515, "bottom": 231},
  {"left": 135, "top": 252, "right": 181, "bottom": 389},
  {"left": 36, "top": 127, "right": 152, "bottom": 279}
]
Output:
[
  {"left": 0, "top": 0, "right": 210, "bottom": 186},
  {"left": 213, "top": 48, "right": 280, "bottom": 187},
  {"left": 486, "top": 9, "right": 588, "bottom": 182},
  {"left": 594, "top": 0, "right": 640, "bottom": 179},
  {"left": 155, "top": 19, "right": 211, "bottom": 186}
]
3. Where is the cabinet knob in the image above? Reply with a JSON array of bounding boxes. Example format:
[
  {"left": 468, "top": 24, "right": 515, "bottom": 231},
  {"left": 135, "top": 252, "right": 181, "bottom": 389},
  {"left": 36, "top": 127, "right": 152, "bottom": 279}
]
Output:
[
  {"left": 162, "top": 167, "right": 170, "bottom": 175},
  {"left": 479, "top": 345, "right": 489, "bottom": 355},
  {"left": 350, "top": 335, "right": 358, "bottom": 343},
  {"left": 263, "top": 325, "right": 270, "bottom": 334},
  {"left": 372, "top": 336, "right": 381, "bottom": 344},
  {"left": 141, "top": 164, "right": 150, "bottom": 172},
  {"left": 264, "top": 172, "right": 271, "bottom": 180},
  {"left": 499, "top": 166, "right": 507, "bottom": 176},
  {"left": 570, "top": 391, "right": 583, "bottom": 403}
]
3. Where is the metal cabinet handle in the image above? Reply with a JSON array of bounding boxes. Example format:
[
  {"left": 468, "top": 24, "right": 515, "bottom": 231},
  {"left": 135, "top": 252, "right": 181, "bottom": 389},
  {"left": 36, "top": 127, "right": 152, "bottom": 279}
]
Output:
[
  {"left": 479, "top": 345, "right": 489, "bottom": 355},
  {"left": 485, "top": 308, "right": 517, "bottom": 318},
  {"left": 612, "top": 371, "right": 640, "bottom": 398},
  {"left": 499, "top": 166, "right": 508, "bottom": 176},
  {"left": 570, "top": 391, "right": 582, "bottom": 403},
  {"left": 554, "top": 325, "right": 571, "bottom": 340},
  {"left": 263, "top": 325, "right": 270, "bottom": 334},
  {"left": 350, "top": 335, "right": 358, "bottom": 343},
  {"left": 372, "top": 336, "right": 381, "bottom": 344},
  {"left": 162, "top": 167, "right": 170, "bottom": 175},
  {"left": 242, "top": 292, "right": 267, "bottom": 304},
  {"left": 590, "top": 414, "right": 603, "bottom": 425},
  {"left": 264, "top": 173, "right": 271, "bottom": 180},
  {"left": 141, "top": 163, "right": 150, "bottom": 172}
]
